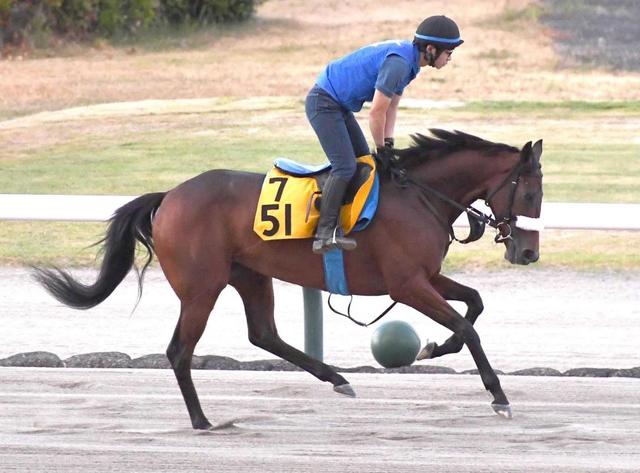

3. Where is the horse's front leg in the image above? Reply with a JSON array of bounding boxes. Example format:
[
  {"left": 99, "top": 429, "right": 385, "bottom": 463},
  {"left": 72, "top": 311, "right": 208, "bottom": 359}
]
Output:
[
  {"left": 417, "top": 273, "right": 484, "bottom": 360},
  {"left": 390, "top": 275, "right": 511, "bottom": 418}
]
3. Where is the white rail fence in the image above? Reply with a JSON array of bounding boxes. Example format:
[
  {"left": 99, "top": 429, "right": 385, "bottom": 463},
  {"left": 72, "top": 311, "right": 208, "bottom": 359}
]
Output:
[
  {"left": 1, "top": 194, "right": 640, "bottom": 230},
  {"left": 2, "top": 193, "right": 638, "bottom": 362}
]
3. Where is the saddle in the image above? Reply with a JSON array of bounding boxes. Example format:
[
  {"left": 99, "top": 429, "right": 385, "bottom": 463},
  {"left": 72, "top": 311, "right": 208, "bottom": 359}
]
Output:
[{"left": 253, "top": 155, "right": 379, "bottom": 241}]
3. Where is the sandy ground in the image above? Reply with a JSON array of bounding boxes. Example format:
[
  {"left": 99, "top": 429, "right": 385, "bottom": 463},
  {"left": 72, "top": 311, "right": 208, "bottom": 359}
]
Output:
[
  {"left": 1, "top": 266, "right": 638, "bottom": 373},
  {"left": 1, "top": 368, "right": 639, "bottom": 472}
]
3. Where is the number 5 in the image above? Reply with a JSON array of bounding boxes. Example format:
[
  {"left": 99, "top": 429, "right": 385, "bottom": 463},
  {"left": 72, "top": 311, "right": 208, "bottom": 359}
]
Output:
[{"left": 261, "top": 204, "right": 280, "bottom": 237}]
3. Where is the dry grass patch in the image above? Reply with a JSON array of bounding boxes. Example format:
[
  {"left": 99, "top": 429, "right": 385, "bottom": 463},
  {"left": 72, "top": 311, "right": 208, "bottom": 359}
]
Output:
[{"left": 1, "top": 0, "right": 640, "bottom": 119}]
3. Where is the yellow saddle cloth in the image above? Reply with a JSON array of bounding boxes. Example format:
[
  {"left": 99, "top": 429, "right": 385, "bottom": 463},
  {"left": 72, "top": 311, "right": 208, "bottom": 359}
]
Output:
[{"left": 253, "top": 155, "right": 377, "bottom": 241}]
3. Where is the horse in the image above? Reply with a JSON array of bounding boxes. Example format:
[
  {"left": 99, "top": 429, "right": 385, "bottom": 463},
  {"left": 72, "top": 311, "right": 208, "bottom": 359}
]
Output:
[{"left": 34, "top": 129, "right": 543, "bottom": 429}]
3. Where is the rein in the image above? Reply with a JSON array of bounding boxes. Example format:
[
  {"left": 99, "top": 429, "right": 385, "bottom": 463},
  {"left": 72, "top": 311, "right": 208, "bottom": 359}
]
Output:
[
  {"left": 328, "top": 294, "right": 398, "bottom": 327},
  {"left": 391, "top": 160, "right": 525, "bottom": 244},
  {"left": 326, "top": 155, "right": 532, "bottom": 327}
]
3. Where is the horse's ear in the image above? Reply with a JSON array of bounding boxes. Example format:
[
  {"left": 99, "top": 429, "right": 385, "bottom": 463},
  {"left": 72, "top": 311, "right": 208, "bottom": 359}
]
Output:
[
  {"left": 532, "top": 139, "right": 543, "bottom": 162},
  {"left": 520, "top": 141, "right": 533, "bottom": 161}
]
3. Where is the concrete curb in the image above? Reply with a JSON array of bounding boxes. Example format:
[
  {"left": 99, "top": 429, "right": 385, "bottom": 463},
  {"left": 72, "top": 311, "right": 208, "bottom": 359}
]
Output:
[{"left": 1, "top": 351, "right": 639, "bottom": 378}]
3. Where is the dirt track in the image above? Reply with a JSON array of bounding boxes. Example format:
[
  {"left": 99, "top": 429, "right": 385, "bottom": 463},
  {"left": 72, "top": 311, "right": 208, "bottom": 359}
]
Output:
[
  {"left": 2, "top": 266, "right": 639, "bottom": 373},
  {"left": 1, "top": 368, "right": 639, "bottom": 472}
]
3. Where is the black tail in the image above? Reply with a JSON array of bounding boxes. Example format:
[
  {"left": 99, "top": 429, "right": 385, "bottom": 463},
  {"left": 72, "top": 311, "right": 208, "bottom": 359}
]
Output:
[{"left": 32, "top": 192, "right": 166, "bottom": 310}]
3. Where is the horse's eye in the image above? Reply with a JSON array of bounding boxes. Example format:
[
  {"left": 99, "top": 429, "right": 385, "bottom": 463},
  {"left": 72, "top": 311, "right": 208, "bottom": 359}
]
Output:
[{"left": 524, "top": 192, "right": 536, "bottom": 203}]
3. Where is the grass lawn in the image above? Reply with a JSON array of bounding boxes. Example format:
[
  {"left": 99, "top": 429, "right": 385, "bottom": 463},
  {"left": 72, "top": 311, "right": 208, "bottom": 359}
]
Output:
[
  {"left": 1, "top": 0, "right": 639, "bottom": 270},
  {"left": 1, "top": 99, "right": 638, "bottom": 269}
]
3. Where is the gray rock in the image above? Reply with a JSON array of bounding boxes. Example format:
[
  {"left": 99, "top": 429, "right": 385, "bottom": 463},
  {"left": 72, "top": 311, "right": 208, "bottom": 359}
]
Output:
[
  {"left": 461, "top": 368, "right": 505, "bottom": 375},
  {"left": 6, "top": 349, "right": 636, "bottom": 380},
  {"left": 385, "top": 365, "right": 457, "bottom": 374},
  {"left": 198, "top": 355, "right": 243, "bottom": 370},
  {"left": 131, "top": 354, "right": 171, "bottom": 369},
  {"left": 0, "top": 351, "right": 64, "bottom": 368},
  {"left": 563, "top": 367, "right": 617, "bottom": 378},
  {"left": 64, "top": 352, "right": 132, "bottom": 368},
  {"left": 240, "top": 359, "right": 301, "bottom": 371},
  {"left": 190, "top": 355, "right": 206, "bottom": 369},
  {"left": 509, "top": 367, "right": 563, "bottom": 377},
  {"left": 611, "top": 367, "right": 640, "bottom": 378},
  {"left": 336, "top": 365, "right": 381, "bottom": 374}
]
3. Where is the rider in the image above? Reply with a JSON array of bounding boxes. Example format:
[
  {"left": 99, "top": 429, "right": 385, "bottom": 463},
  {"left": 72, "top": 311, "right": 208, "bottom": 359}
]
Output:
[{"left": 306, "top": 15, "right": 464, "bottom": 254}]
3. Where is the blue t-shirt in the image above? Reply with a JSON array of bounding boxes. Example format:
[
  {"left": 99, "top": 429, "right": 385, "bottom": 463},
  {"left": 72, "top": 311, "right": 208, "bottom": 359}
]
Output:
[
  {"left": 376, "top": 55, "right": 413, "bottom": 97},
  {"left": 316, "top": 40, "right": 421, "bottom": 112}
]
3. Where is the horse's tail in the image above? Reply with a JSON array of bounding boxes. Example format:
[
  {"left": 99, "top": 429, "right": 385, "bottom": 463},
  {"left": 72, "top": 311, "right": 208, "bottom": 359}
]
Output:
[{"left": 33, "top": 192, "right": 166, "bottom": 310}]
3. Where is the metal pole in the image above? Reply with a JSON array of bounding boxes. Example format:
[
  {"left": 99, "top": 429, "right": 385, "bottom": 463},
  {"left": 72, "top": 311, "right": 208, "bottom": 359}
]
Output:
[{"left": 303, "top": 287, "right": 323, "bottom": 361}]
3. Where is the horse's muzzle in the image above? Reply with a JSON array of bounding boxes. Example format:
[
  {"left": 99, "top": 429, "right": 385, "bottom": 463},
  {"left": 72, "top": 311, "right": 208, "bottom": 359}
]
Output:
[
  {"left": 520, "top": 248, "right": 539, "bottom": 265},
  {"left": 504, "top": 243, "right": 539, "bottom": 265}
]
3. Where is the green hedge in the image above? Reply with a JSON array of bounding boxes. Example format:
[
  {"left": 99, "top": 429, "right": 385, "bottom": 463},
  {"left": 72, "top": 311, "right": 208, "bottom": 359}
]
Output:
[{"left": 0, "top": 0, "right": 261, "bottom": 48}]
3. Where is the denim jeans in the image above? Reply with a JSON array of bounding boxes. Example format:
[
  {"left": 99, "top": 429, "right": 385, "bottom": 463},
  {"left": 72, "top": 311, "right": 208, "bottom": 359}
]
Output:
[{"left": 305, "top": 85, "right": 370, "bottom": 180}]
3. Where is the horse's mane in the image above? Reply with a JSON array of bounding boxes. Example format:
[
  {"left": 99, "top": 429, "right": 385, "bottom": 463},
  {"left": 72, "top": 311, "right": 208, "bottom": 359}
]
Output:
[{"left": 395, "top": 129, "right": 519, "bottom": 168}]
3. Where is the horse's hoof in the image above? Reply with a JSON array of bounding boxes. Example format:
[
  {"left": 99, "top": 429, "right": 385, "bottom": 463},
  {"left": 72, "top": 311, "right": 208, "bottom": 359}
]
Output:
[
  {"left": 416, "top": 341, "right": 437, "bottom": 360},
  {"left": 194, "top": 421, "right": 213, "bottom": 430},
  {"left": 207, "top": 419, "right": 239, "bottom": 431},
  {"left": 334, "top": 383, "right": 356, "bottom": 397},
  {"left": 492, "top": 403, "right": 513, "bottom": 419}
]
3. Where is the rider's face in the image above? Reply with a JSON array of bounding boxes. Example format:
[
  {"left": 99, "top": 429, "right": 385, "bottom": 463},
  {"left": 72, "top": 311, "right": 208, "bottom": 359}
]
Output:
[
  {"left": 433, "top": 48, "right": 454, "bottom": 69},
  {"left": 421, "top": 45, "right": 454, "bottom": 69}
]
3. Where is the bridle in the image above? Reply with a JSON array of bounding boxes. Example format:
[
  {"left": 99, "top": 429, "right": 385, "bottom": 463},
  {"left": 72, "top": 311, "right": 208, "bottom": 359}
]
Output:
[
  {"left": 483, "top": 160, "right": 526, "bottom": 243},
  {"left": 329, "top": 154, "right": 543, "bottom": 328},
  {"left": 390, "top": 157, "right": 542, "bottom": 244}
]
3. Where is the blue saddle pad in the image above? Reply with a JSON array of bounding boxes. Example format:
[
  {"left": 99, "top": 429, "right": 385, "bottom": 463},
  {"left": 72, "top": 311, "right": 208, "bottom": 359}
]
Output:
[
  {"left": 273, "top": 156, "right": 380, "bottom": 296},
  {"left": 274, "top": 158, "right": 331, "bottom": 177}
]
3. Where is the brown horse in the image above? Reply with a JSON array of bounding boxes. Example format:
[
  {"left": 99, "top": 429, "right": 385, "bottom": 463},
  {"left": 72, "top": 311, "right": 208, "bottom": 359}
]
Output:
[{"left": 34, "top": 129, "right": 543, "bottom": 429}]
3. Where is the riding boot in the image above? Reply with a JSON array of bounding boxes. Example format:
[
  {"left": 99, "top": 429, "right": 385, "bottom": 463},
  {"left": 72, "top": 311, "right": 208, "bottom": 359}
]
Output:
[{"left": 312, "top": 174, "right": 357, "bottom": 254}]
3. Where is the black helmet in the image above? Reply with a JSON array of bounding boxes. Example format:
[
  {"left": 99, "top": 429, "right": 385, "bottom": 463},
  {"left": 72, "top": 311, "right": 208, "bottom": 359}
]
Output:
[{"left": 415, "top": 15, "right": 463, "bottom": 48}]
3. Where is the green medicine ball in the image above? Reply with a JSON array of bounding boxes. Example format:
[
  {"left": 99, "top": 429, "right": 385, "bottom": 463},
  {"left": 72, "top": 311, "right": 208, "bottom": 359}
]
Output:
[{"left": 370, "top": 320, "right": 421, "bottom": 368}]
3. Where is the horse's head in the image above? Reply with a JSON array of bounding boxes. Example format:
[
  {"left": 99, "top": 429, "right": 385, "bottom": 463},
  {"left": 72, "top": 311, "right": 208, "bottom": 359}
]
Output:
[{"left": 485, "top": 140, "right": 543, "bottom": 265}]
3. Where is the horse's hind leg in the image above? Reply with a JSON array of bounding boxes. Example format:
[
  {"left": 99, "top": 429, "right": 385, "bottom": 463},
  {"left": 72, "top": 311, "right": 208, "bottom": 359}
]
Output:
[
  {"left": 166, "top": 283, "right": 225, "bottom": 430},
  {"left": 418, "top": 273, "right": 484, "bottom": 360},
  {"left": 229, "top": 264, "right": 355, "bottom": 397},
  {"left": 392, "top": 276, "right": 511, "bottom": 418}
]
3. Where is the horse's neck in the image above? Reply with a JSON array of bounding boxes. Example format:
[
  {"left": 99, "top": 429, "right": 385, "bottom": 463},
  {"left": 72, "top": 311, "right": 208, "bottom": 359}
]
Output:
[{"left": 416, "top": 151, "right": 516, "bottom": 214}]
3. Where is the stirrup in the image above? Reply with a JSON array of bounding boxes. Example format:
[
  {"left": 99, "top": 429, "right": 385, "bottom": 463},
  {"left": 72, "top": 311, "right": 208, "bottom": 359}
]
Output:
[
  {"left": 312, "top": 238, "right": 334, "bottom": 254},
  {"left": 312, "top": 228, "right": 356, "bottom": 254}
]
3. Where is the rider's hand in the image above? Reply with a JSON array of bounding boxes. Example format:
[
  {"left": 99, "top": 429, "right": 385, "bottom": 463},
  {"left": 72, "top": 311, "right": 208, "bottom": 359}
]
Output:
[
  {"left": 374, "top": 144, "right": 396, "bottom": 162},
  {"left": 373, "top": 144, "right": 397, "bottom": 175}
]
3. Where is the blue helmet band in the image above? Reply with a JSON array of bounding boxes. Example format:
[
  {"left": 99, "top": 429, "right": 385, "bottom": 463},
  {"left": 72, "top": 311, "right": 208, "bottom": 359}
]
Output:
[{"left": 414, "top": 33, "right": 461, "bottom": 44}]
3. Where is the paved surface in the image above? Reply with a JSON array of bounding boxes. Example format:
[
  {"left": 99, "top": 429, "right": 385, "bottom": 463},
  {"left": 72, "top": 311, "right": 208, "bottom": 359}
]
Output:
[
  {"left": 1, "top": 368, "right": 639, "bottom": 472},
  {"left": 542, "top": 0, "right": 640, "bottom": 70}
]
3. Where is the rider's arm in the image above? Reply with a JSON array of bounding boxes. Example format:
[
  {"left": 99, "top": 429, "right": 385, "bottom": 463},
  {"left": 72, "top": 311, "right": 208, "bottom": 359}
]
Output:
[
  {"left": 370, "top": 55, "right": 410, "bottom": 148},
  {"left": 369, "top": 91, "right": 391, "bottom": 148},
  {"left": 384, "top": 94, "right": 401, "bottom": 143}
]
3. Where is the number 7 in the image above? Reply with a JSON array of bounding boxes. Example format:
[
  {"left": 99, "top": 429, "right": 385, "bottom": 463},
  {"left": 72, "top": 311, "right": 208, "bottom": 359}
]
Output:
[{"left": 269, "top": 177, "right": 288, "bottom": 202}]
